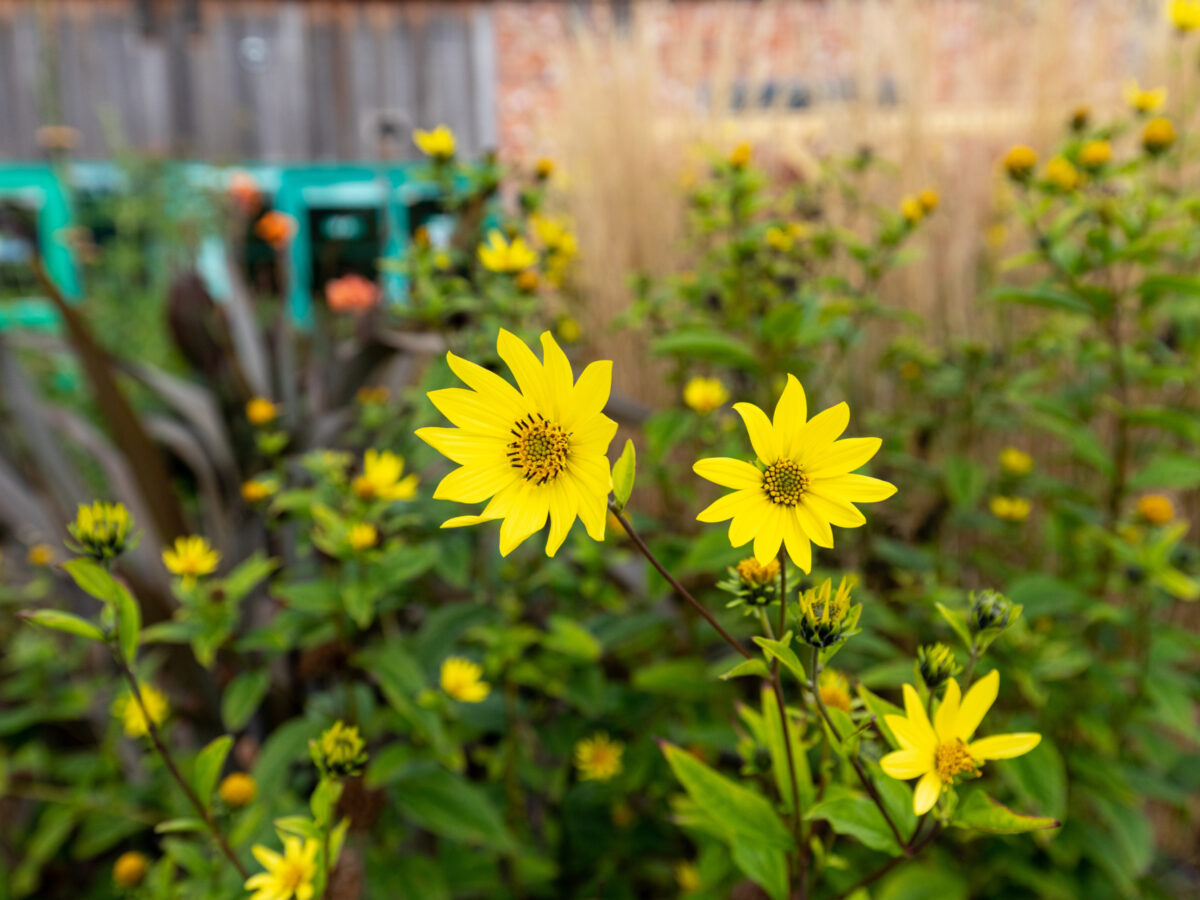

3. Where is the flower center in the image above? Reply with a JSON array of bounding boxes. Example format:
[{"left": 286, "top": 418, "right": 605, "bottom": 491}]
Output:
[
  {"left": 279, "top": 861, "right": 306, "bottom": 889},
  {"left": 508, "top": 414, "right": 570, "bottom": 484},
  {"left": 762, "top": 460, "right": 808, "bottom": 506},
  {"left": 934, "top": 740, "right": 979, "bottom": 782}
]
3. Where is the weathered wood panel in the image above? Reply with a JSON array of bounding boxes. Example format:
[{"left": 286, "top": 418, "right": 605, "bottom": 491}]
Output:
[{"left": 0, "top": 0, "right": 497, "bottom": 161}]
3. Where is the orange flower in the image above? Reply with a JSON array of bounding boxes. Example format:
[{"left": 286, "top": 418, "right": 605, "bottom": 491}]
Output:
[
  {"left": 255, "top": 212, "right": 295, "bottom": 249},
  {"left": 229, "top": 171, "right": 261, "bottom": 215},
  {"left": 325, "top": 274, "right": 380, "bottom": 315}
]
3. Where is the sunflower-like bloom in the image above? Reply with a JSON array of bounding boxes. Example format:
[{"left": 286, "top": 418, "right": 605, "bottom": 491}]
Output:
[
  {"left": 414, "top": 124, "right": 456, "bottom": 161},
  {"left": 68, "top": 501, "right": 137, "bottom": 561},
  {"left": 352, "top": 450, "right": 418, "bottom": 502},
  {"left": 999, "top": 446, "right": 1033, "bottom": 475},
  {"left": 1003, "top": 145, "right": 1038, "bottom": 180},
  {"left": 1143, "top": 117, "right": 1177, "bottom": 154},
  {"left": 162, "top": 536, "right": 220, "bottom": 584},
  {"left": 245, "top": 836, "right": 318, "bottom": 900},
  {"left": 683, "top": 376, "right": 730, "bottom": 414},
  {"left": 246, "top": 397, "right": 279, "bottom": 426},
  {"left": 113, "top": 851, "right": 149, "bottom": 887},
  {"left": 574, "top": 732, "right": 624, "bottom": 781},
  {"left": 112, "top": 684, "right": 169, "bottom": 738},
  {"left": 693, "top": 376, "right": 896, "bottom": 572},
  {"left": 218, "top": 772, "right": 257, "bottom": 807},
  {"left": 417, "top": 329, "right": 617, "bottom": 557},
  {"left": 1137, "top": 493, "right": 1175, "bottom": 525},
  {"left": 1125, "top": 81, "right": 1167, "bottom": 114},
  {"left": 880, "top": 671, "right": 1041, "bottom": 815},
  {"left": 348, "top": 523, "right": 378, "bottom": 551},
  {"left": 818, "top": 668, "right": 853, "bottom": 713},
  {"left": 478, "top": 230, "right": 538, "bottom": 273},
  {"left": 440, "top": 657, "right": 491, "bottom": 702},
  {"left": 1079, "top": 139, "right": 1112, "bottom": 170},
  {"left": 1170, "top": 0, "right": 1200, "bottom": 31},
  {"left": 311, "top": 720, "right": 368, "bottom": 778}
]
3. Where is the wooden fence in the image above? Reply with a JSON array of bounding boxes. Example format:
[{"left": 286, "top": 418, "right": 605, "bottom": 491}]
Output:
[{"left": 0, "top": 0, "right": 497, "bottom": 161}]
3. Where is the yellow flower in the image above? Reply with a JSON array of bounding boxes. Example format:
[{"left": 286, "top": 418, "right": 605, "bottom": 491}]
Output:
[
  {"left": 1169, "top": 0, "right": 1200, "bottom": 30},
  {"left": 575, "top": 732, "right": 624, "bottom": 781},
  {"left": 1079, "top": 140, "right": 1112, "bottom": 170},
  {"left": 515, "top": 269, "right": 540, "bottom": 293},
  {"left": 900, "top": 196, "right": 924, "bottom": 224},
  {"left": 349, "top": 522, "right": 378, "bottom": 551},
  {"left": 27, "top": 543, "right": 55, "bottom": 567},
  {"left": 557, "top": 316, "right": 582, "bottom": 344},
  {"left": 683, "top": 376, "right": 730, "bottom": 414},
  {"left": 417, "top": 329, "right": 617, "bottom": 557},
  {"left": 113, "top": 851, "right": 149, "bottom": 887},
  {"left": 1003, "top": 145, "right": 1038, "bottom": 179},
  {"left": 918, "top": 188, "right": 940, "bottom": 213},
  {"left": 413, "top": 124, "right": 456, "bottom": 161},
  {"left": 112, "top": 684, "right": 169, "bottom": 738},
  {"left": 352, "top": 450, "right": 418, "bottom": 502},
  {"left": 1070, "top": 105, "right": 1091, "bottom": 131},
  {"left": 218, "top": 772, "right": 257, "bottom": 807},
  {"left": 675, "top": 861, "right": 701, "bottom": 893},
  {"left": 818, "top": 668, "right": 853, "bottom": 713},
  {"left": 999, "top": 447, "right": 1033, "bottom": 476},
  {"left": 162, "top": 535, "right": 220, "bottom": 583},
  {"left": 241, "top": 479, "right": 276, "bottom": 503},
  {"left": 478, "top": 230, "right": 538, "bottom": 273},
  {"left": 1043, "top": 156, "right": 1079, "bottom": 191},
  {"left": 312, "top": 720, "right": 368, "bottom": 777},
  {"left": 693, "top": 375, "right": 896, "bottom": 572},
  {"left": 434, "top": 250, "right": 452, "bottom": 271},
  {"left": 796, "top": 576, "right": 857, "bottom": 647},
  {"left": 729, "top": 142, "right": 752, "bottom": 169},
  {"left": 1125, "top": 81, "right": 1167, "bottom": 114},
  {"left": 245, "top": 836, "right": 319, "bottom": 900},
  {"left": 246, "top": 397, "right": 279, "bottom": 426},
  {"left": 989, "top": 496, "right": 1031, "bottom": 522},
  {"left": 880, "top": 671, "right": 1041, "bottom": 815},
  {"left": 1137, "top": 493, "right": 1175, "bottom": 525},
  {"left": 764, "top": 225, "right": 794, "bottom": 252},
  {"left": 531, "top": 215, "right": 578, "bottom": 258},
  {"left": 535, "top": 157, "right": 555, "bottom": 179},
  {"left": 68, "top": 501, "right": 136, "bottom": 561},
  {"left": 440, "top": 657, "right": 491, "bottom": 702},
  {"left": 1143, "top": 116, "right": 1177, "bottom": 154}
]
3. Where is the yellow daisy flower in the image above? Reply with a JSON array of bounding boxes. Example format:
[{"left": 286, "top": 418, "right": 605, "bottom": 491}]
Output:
[
  {"left": 162, "top": 536, "right": 220, "bottom": 584},
  {"left": 1143, "top": 116, "right": 1177, "bottom": 154},
  {"left": 478, "top": 230, "right": 538, "bottom": 273},
  {"left": 575, "top": 732, "right": 624, "bottom": 781},
  {"left": 1125, "top": 81, "right": 1167, "bottom": 114},
  {"left": 880, "top": 670, "right": 1041, "bottom": 815},
  {"left": 818, "top": 668, "right": 853, "bottom": 713},
  {"left": 989, "top": 496, "right": 1031, "bottom": 522},
  {"left": 218, "top": 772, "right": 257, "bottom": 807},
  {"left": 241, "top": 479, "right": 276, "bottom": 503},
  {"left": 352, "top": 450, "right": 418, "bottom": 502},
  {"left": 417, "top": 329, "right": 617, "bottom": 557},
  {"left": 27, "top": 543, "right": 55, "bottom": 567},
  {"left": 245, "top": 836, "right": 319, "bottom": 900},
  {"left": 1137, "top": 493, "right": 1175, "bottom": 525},
  {"left": 1169, "top": 0, "right": 1200, "bottom": 31},
  {"left": 683, "top": 376, "right": 730, "bottom": 414},
  {"left": 1003, "top": 145, "right": 1038, "bottom": 180},
  {"left": 246, "top": 397, "right": 279, "bottom": 426},
  {"left": 999, "top": 447, "right": 1033, "bottom": 476},
  {"left": 413, "top": 124, "right": 456, "bottom": 161},
  {"left": 693, "top": 375, "right": 896, "bottom": 572},
  {"left": 348, "top": 522, "right": 379, "bottom": 551},
  {"left": 440, "top": 657, "right": 491, "bottom": 702},
  {"left": 1043, "top": 156, "right": 1078, "bottom": 191},
  {"left": 112, "top": 684, "right": 169, "bottom": 738}
]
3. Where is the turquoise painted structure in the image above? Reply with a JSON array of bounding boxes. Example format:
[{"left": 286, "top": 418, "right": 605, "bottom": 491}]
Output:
[{"left": 0, "top": 161, "right": 443, "bottom": 332}]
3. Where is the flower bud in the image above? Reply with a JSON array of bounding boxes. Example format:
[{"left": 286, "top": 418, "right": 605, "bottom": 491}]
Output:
[
  {"left": 310, "top": 720, "right": 368, "bottom": 778},
  {"left": 735, "top": 557, "right": 780, "bottom": 606},
  {"left": 917, "top": 643, "right": 962, "bottom": 691},
  {"left": 969, "top": 590, "right": 1012, "bottom": 633},
  {"left": 67, "top": 501, "right": 137, "bottom": 562},
  {"left": 113, "top": 851, "right": 149, "bottom": 887},
  {"left": 218, "top": 772, "right": 257, "bottom": 807},
  {"left": 795, "top": 576, "right": 857, "bottom": 648}
]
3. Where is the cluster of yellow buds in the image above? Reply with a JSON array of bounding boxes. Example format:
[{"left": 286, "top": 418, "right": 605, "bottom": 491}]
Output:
[
  {"left": 734, "top": 557, "right": 781, "bottom": 607},
  {"left": 67, "top": 501, "right": 137, "bottom": 562},
  {"left": 310, "top": 720, "right": 368, "bottom": 778},
  {"left": 794, "top": 576, "right": 858, "bottom": 648},
  {"left": 917, "top": 642, "right": 962, "bottom": 691}
]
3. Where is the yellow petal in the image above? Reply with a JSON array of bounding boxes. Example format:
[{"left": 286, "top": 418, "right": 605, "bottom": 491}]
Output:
[
  {"left": 913, "top": 770, "right": 942, "bottom": 815},
  {"left": 903, "top": 684, "right": 938, "bottom": 746},
  {"left": 416, "top": 427, "right": 506, "bottom": 466},
  {"left": 566, "top": 360, "right": 613, "bottom": 429},
  {"left": 251, "top": 846, "right": 281, "bottom": 869},
  {"left": 538, "top": 331, "right": 574, "bottom": 421},
  {"left": 793, "top": 501, "right": 833, "bottom": 548},
  {"left": 432, "top": 464, "right": 514, "bottom": 504},
  {"left": 428, "top": 388, "right": 513, "bottom": 435},
  {"left": 773, "top": 374, "right": 807, "bottom": 458},
  {"left": 693, "top": 457, "right": 763, "bottom": 490},
  {"left": 801, "top": 489, "right": 866, "bottom": 529},
  {"left": 934, "top": 678, "right": 961, "bottom": 743},
  {"left": 886, "top": 713, "right": 936, "bottom": 753},
  {"left": 752, "top": 504, "right": 785, "bottom": 563},
  {"left": 880, "top": 748, "right": 932, "bottom": 780},
  {"left": 728, "top": 506, "right": 761, "bottom": 547},
  {"left": 496, "top": 329, "right": 552, "bottom": 412},
  {"left": 697, "top": 490, "right": 758, "bottom": 523},
  {"left": 498, "top": 485, "right": 550, "bottom": 556},
  {"left": 807, "top": 437, "right": 883, "bottom": 479},
  {"left": 733, "top": 402, "right": 782, "bottom": 463},
  {"left": 968, "top": 732, "right": 1041, "bottom": 761},
  {"left": 796, "top": 402, "right": 850, "bottom": 462},
  {"left": 814, "top": 473, "right": 897, "bottom": 503},
  {"left": 782, "top": 512, "right": 814, "bottom": 573},
  {"left": 441, "top": 515, "right": 499, "bottom": 528},
  {"left": 445, "top": 352, "right": 528, "bottom": 418},
  {"left": 953, "top": 669, "right": 999, "bottom": 741},
  {"left": 544, "top": 481, "right": 578, "bottom": 557}
]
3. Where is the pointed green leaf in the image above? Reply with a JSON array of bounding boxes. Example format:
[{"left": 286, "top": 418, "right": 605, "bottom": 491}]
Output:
[
  {"left": 934, "top": 602, "right": 973, "bottom": 652},
  {"left": 805, "top": 787, "right": 904, "bottom": 855},
  {"left": 951, "top": 788, "right": 1060, "bottom": 834},
  {"left": 21, "top": 609, "right": 105, "bottom": 642},
  {"left": 154, "top": 818, "right": 207, "bottom": 834},
  {"left": 611, "top": 439, "right": 636, "bottom": 510},
  {"left": 191, "top": 736, "right": 233, "bottom": 811},
  {"left": 718, "top": 657, "right": 771, "bottom": 680},
  {"left": 752, "top": 633, "right": 806, "bottom": 685},
  {"left": 221, "top": 671, "right": 271, "bottom": 732}
]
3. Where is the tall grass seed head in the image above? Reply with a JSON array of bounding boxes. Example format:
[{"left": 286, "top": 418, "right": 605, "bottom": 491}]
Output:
[
  {"left": 67, "top": 501, "right": 138, "bottom": 561},
  {"left": 1003, "top": 145, "right": 1038, "bottom": 180},
  {"left": 310, "top": 720, "right": 368, "bottom": 778},
  {"left": 794, "top": 576, "right": 859, "bottom": 648},
  {"left": 1143, "top": 116, "right": 1177, "bottom": 154},
  {"left": 917, "top": 643, "right": 962, "bottom": 691}
]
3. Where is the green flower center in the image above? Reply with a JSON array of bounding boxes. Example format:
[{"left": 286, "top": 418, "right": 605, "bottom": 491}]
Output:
[
  {"left": 934, "top": 740, "right": 978, "bottom": 782},
  {"left": 509, "top": 414, "right": 570, "bottom": 485},
  {"left": 762, "top": 459, "right": 808, "bottom": 506}
]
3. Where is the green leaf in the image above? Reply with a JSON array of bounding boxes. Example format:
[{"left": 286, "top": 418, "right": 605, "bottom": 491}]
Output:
[
  {"left": 730, "top": 840, "right": 788, "bottom": 900},
  {"left": 943, "top": 456, "right": 985, "bottom": 509},
  {"left": 542, "top": 615, "right": 601, "bottom": 661},
  {"left": 759, "top": 686, "right": 813, "bottom": 813},
  {"left": 1130, "top": 453, "right": 1200, "bottom": 490},
  {"left": 61, "top": 558, "right": 121, "bottom": 603},
  {"left": 20, "top": 609, "right": 105, "bottom": 642},
  {"left": 155, "top": 818, "right": 207, "bottom": 834},
  {"left": 221, "top": 671, "right": 271, "bottom": 732},
  {"left": 191, "top": 736, "right": 233, "bottom": 811},
  {"left": 393, "top": 768, "right": 514, "bottom": 851},
  {"left": 651, "top": 329, "right": 762, "bottom": 371},
  {"left": 221, "top": 553, "right": 278, "bottom": 603},
  {"left": 751, "top": 633, "right": 806, "bottom": 686},
  {"left": 114, "top": 585, "right": 140, "bottom": 663},
  {"left": 386, "top": 857, "right": 451, "bottom": 900},
  {"left": 717, "top": 657, "right": 771, "bottom": 680},
  {"left": 611, "top": 439, "right": 636, "bottom": 511},
  {"left": 856, "top": 686, "right": 904, "bottom": 749},
  {"left": 951, "top": 788, "right": 1060, "bottom": 834},
  {"left": 60, "top": 559, "right": 140, "bottom": 660},
  {"left": 989, "top": 284, "right": 1093, "bottom": 316},
  {"left": 660, "top": 742, "right": 791, "bottom": 850},
  {"left": 934, "top": 603, "right": 973, "bottom": 651},
  {"left": 805, "top": 787, "right": 904, "bottom": 854}
]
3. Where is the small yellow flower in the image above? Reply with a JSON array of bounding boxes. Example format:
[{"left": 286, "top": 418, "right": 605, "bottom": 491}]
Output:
[
  {"left": 245, "top": 836, "right": 319, "bottom": 900},
  {"left": 787, "top": 222, "right": 809, "bottom": 241},
  {"left": 357, "top": 386, "right": 390, "bottom": 406},
  {"left": 1003, "top": 145, "right": 1038, "bottom": 180},
  {"left": 413, "top": 124, "right": 456, "bottom": 161},
  {"left": 557, "top": 316, "right": 582, "bottom": 344},
  {"left": 246, "top": 397, "right": 279, "bottom": 426},
  {"left": 241, "top": 479, "right": 276, "bottom": 503},
  {"left": 352, "top": 450, "right": 418, "bottom": 502},
  {"left": 899, "top": 360, "right": 922, "bottom": 381},
  {"left": 796, "top": 576, "right": 857, "bottom": 648},
  {"left": 683, "top": 376, "right": 730, "bottom": 414},
  {"left": 162, "top": 535, "right": 220, "bottom": 583},
  {"left": 736, "top": 556, "right": 780, "bottom": 588},
  {"left": 516, "top": 268, "right": 540, "bottom": 293},
  {"left": 818, "top": 668, "right": 853, "bottom": 713},
  {"left": 1043, "top": 156, "right": 1079, "bottom": 191},
  {"left": 531, "top": 215, "right": 578, "bottom": 257},
  {"left": 728, "top": 142, "right": 752, "bottom": 169},
  {"left": 433, "top": 250, "right": 452, "bottom": 271},
  {"left": 1169, "top": 0, "right": 1200, "bottom": 31},
  {"left": 1125, "top": 81, "right": 1167, "bottom": 114},
  {"left": 900, "top": 196, "right": 924, "bottom": 224},
  {"left": 574, "top": 732, "right": 624, "bottom": 781},
  {"left": 999, "top": 447, "right": 1033, "bottom": 476},
  {"left": 113, "top": 851, "right": 149, "bottom": 887},
  {"left": 68, "top": 501, "right": 136, "bottom": 561},
  {"left": 349, "top": 522, "right": 378, "bottom": 551},
  {"left": 112, "top": 685, "right": 169, "bottom": 738},
  {"left": 27, "top": 543, "right": 55, "bottom": 567},
  {"left": 441, "top": 657, "right": 491, "bottom": 703},
  {"left": 1137, "top": 493, "right": 1175, "bottom": 525},
  {"left": 312, "top": 720, "right": 368, "bottom": 777},
  {"left": 764, "top": 225, "right": 794, "bottom": 252},
  {"left": 1079, "top": 139, "right": 1112, "bottom": 170},
  {"left": 918, "top": 188, "right": 940, "bottom": 213},
  {"left": 675, "top": 861, "right": 701, "bottom": 893},
  {"left": 218, "top": 772, "right": 257, "bottom": 807},
  {"left": 478, "top": 230, "right": 538, "bottom": 274},
  {"left": 989, "top": 496, "right": 1031, "bottom": 522},
  {"left": 881, "top": 671, "right": 1041, "bottom": 815},
  {"left": 1143, "top": 116, "right": 1177, "bottom": 154},
  {"left": 1070, "top": 105, "right": 1091, "bottom": 131},
  {"left": 535, "top": 157, "right": 555, "bottom": 180}
]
